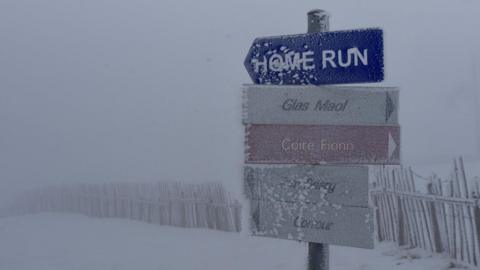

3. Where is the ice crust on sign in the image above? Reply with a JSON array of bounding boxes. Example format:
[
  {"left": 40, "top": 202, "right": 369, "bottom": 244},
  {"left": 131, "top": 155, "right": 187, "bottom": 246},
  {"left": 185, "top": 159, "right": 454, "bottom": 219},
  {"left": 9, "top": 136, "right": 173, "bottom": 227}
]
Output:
[
  {"left": 245, "top": 165, "right": 374, "bottom": 248},
  {"left": 244, "top": 165, "right": 369, "bottom": 207}
]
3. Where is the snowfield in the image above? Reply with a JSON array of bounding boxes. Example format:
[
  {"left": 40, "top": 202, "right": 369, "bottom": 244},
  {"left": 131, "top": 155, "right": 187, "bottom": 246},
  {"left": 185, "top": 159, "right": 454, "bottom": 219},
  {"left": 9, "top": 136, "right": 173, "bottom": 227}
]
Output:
[{"left": 0, "top": 213, "right": 472, "bottom": 270}]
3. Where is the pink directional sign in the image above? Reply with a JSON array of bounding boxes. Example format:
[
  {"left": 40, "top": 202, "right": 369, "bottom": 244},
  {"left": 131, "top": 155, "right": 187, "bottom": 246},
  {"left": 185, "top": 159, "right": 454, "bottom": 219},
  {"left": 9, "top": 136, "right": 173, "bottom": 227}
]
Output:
[{"left": 245, "top": 124, "right": 400, "bottom": 165}]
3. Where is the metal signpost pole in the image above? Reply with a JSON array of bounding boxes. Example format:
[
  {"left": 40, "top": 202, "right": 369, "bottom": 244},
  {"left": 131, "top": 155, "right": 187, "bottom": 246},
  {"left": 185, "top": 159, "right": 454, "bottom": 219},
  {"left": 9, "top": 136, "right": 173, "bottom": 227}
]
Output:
[{"left": 307, "top": 9, "right": 330, "bottom": 270}]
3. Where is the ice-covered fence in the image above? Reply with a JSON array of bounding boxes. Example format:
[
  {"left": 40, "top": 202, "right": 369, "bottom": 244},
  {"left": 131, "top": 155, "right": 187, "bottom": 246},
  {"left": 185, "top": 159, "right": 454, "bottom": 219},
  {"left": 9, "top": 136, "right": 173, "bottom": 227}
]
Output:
[
  {"left": 3, "top": 182, "right": 242, "bottom": 232},
  {"left": 371, "top": 158, "right": 480, "bottom": 267}
]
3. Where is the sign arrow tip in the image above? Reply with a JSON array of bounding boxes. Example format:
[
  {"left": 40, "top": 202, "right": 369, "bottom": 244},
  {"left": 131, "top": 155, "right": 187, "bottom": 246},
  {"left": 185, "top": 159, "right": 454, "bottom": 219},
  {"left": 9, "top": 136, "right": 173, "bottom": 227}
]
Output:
[
  {"left": 388, "top": 132, "right": 397, "bottom": 159},
  {"left": 386, "top": 92, "right": 395, "bottom": 122}
]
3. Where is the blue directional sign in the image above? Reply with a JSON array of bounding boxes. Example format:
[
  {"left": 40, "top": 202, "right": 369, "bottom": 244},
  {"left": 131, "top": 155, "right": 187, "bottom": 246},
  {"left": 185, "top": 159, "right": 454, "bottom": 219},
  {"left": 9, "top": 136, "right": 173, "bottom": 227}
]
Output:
[{"left": 244, "top": 28, "right": 384, "bottom": 85}]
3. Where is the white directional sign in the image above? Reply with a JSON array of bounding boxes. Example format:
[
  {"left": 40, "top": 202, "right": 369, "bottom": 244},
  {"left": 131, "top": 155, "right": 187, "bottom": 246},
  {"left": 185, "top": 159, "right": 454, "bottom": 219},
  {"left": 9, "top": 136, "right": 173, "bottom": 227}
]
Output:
[
  {"left": 250, "top": 200, "right": 374, "bottom": 248},
  {"left": 244, "top": 165, "right": 369, "bottom": 207},
  {"left": 243, "top": 85, "right": 398, "bottom": 126}
]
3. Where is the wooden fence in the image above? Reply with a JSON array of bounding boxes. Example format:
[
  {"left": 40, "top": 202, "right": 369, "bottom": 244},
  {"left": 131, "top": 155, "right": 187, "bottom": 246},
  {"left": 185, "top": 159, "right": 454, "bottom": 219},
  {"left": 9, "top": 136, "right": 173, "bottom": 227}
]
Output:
[
  {"left": 3, "top": 182, "right": 242, "bottom": 232},
  {"left": 372, "top": 157, "right": 480, "bottom": 267}
]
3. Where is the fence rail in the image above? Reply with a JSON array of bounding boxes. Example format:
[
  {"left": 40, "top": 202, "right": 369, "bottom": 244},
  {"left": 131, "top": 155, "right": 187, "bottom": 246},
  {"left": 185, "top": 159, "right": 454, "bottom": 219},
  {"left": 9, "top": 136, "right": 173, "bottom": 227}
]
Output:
[
  {"left": 2, "top": 182, "right": 242, "bottom": 233},
  {"left": 372, "top": 157, "right": 480, "bottom": 267}
]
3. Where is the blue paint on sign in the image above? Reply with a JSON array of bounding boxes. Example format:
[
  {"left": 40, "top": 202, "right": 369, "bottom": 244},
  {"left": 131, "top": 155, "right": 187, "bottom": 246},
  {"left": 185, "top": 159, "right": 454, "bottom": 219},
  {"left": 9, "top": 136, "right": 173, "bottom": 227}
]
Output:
[{"left": 244, "top": 28, "right": 384, "bottom": 85}]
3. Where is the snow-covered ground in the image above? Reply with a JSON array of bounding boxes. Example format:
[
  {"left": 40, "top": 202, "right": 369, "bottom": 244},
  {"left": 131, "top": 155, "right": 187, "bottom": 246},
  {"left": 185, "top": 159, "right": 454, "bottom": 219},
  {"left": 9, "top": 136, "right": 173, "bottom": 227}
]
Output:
[{"left": 0, "top": 213, "right": 472, "bottom": 270}]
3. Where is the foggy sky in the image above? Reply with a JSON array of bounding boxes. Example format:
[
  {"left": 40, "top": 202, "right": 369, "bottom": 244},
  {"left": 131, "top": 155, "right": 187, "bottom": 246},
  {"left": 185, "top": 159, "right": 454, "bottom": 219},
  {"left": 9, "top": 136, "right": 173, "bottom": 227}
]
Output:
[{"left": 1, "top": 0, "right": 480, "bottom": 205}]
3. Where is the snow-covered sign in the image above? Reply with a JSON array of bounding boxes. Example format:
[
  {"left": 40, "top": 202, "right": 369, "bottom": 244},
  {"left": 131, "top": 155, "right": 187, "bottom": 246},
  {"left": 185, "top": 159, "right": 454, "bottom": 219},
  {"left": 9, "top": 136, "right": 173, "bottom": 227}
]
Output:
[
  {"left": 243, "top": 84, "right": 398, "bottom": 126},
  {"left": 244, "top": 29, "right": 384, "bottom": 85},
  {"left": 245, "top": 124, "right": 400, "bottom": 165},
  {"left": 244, "top": 165, "right": 368, "bottom": 207},
  {"left": 250, "top": 200, "right": 374, "bottom": 249}
]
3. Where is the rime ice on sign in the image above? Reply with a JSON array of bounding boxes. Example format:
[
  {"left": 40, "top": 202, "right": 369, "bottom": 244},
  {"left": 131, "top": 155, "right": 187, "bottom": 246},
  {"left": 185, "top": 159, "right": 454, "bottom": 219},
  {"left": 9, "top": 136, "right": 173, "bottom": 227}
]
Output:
[
  {"left": 244, "top": 29, "right": 384, "bottom": 85},
  {"left": 251, "top": 200, "right": 374, "bottom": 249},
  {"left": 244, "top": 165, "right": 369, "bottom": 207}
]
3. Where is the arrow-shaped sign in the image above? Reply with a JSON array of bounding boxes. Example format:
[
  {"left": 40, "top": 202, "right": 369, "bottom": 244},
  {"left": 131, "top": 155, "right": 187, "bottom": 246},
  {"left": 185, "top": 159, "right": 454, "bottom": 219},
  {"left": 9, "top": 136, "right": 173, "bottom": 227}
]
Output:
[
  {"left": 243, "top": 84, "right": 398, "bottom": 126},
  {"left": 250, "top": 200, "right": 374, "bottom": 248},
  {"left": 244, "top": 28, "right": 384, "bottom": 85},
  {"left": 244, "top": 165, "right": 369, "bottom": 207},
  {"left": 245, "top": 124, "right": 400, "bottom": 165}
]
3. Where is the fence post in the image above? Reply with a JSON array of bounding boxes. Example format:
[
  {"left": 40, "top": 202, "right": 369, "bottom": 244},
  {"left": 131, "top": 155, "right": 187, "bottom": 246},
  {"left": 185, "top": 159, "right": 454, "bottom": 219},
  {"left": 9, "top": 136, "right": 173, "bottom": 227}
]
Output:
[
  {"left": 372, "top": 191, "right": 383, "bottom": 242},
  {"left": 393, "top": 171, "right": 406, "bottom": 246},
  {"left": 427, "top": 182, "right": 444, "bottom": 253},
  {"left": 474, "top": 202, "right": 480, "bottom": 264}
]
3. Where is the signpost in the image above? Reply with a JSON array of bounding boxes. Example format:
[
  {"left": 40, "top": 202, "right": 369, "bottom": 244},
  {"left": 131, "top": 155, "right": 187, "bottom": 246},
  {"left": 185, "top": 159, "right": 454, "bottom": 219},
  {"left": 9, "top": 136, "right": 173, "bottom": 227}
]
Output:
[
  {"left": 243, "top": 85, "right": 398, "bottom": 126},
  {"left": 244, "top": 29, "right": 384, "bottom": 85},
  {"left": 246, "top": 124, "right": 400, "bottom": 165},
  {"left": 242, "top": 9, "right": 400, "bottom": 270}
]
